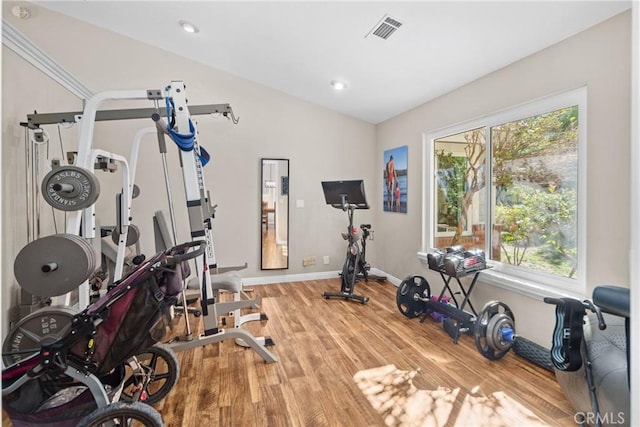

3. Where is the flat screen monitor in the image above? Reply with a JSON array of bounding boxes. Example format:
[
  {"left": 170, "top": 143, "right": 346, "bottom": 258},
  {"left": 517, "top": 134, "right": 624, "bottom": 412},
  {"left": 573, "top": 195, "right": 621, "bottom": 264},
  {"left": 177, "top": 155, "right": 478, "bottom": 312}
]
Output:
[{"left": 321, "top": 180, "right": 369, "bottom": 209}]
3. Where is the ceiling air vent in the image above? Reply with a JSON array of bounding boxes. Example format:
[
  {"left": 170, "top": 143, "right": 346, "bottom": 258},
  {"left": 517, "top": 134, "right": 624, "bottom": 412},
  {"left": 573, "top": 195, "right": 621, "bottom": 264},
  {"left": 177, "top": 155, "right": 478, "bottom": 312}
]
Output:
[{"left": 366, "top": 14, "right": 403, "bottom": 40}]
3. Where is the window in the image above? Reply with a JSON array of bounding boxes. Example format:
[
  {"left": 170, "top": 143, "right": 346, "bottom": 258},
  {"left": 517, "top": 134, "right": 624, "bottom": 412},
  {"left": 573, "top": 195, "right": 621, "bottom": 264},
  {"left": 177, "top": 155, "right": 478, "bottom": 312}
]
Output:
[
  {"left": 434, "top": 127, "right": 486, "bottom": 249},
  {"left": 424, "top": 88, "right": 586, "bottom": 294}
]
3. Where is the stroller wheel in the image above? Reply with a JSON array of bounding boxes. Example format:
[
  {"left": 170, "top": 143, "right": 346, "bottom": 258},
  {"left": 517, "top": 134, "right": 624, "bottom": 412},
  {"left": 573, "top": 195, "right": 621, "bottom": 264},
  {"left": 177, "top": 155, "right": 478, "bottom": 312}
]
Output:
[
  {"left": 122, "top": 343, "right": 179, "bottom": 405},
  {"left": 77, "top": 401, "right": 164, "bottom": 427}
]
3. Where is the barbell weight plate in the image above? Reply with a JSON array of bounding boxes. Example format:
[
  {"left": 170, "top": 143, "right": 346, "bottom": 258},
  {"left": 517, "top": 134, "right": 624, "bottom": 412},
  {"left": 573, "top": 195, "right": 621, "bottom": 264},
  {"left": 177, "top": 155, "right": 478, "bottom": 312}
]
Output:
[
  {"left": 41, "top": 165, "right": 100, "bottom": 211},
  {"left": 474, "top": 300, "right": 516, "bottom": 360},
  {"left": 13, "top": 234, "right": 97, "bottom": 297},
  {"left": 2, "top": 306, "right": 77, "bottom": 366},
  {"left": 396, "top": 275, "right": 431, "bottom": 318},
  {"left": 65, "top": 234, "right": 98, "bottom": 278},
  {"left": 111, "top": 224, "right": 141, "bottom": 247},
  {"left": 486, "top": 313, "right": 515, "bottom": 352}
]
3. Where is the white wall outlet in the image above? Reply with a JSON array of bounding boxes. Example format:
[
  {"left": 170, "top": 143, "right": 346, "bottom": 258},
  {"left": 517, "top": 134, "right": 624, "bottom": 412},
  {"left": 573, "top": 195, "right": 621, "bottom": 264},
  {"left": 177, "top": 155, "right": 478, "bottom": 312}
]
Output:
[
  {"left": 296, "top": 199, "right": 305, "bottom": 208},
  {"left": 323, "top": 256, "right": 330, "bottom": 265}
]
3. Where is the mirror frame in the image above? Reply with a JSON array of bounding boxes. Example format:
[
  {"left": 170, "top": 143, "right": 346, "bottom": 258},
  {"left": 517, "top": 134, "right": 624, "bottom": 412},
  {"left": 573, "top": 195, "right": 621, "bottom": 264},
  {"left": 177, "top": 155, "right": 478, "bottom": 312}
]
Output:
[{"left": 260, "top": 158, "right": 290, "bottom": 270}]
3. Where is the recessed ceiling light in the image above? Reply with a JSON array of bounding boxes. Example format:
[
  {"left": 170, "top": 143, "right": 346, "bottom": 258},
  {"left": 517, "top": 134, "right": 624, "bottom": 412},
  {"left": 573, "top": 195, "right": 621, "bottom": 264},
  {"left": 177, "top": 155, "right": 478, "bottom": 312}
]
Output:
[
  {"left": 179, "top": 20, "right": 199, "bottom": 34},
  {"left": 330, "top": 80, "right": 347, "bottom": 91},
  {"left": 11, "top": 5, "right": 31, "bottom": 19}
]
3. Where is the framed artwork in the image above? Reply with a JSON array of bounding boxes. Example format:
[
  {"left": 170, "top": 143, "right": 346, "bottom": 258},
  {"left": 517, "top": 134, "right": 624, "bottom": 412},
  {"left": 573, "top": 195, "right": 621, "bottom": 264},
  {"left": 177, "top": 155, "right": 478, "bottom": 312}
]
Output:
[{"left": 383, "top": 145, "right": 407, "bottom": 213}]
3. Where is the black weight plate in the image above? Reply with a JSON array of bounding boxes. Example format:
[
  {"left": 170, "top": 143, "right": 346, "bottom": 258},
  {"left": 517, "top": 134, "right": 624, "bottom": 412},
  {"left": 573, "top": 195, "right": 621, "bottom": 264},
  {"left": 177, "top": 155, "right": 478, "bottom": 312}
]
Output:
[{"left": 396, "top": 275, "right": 430, "bottom": 318}]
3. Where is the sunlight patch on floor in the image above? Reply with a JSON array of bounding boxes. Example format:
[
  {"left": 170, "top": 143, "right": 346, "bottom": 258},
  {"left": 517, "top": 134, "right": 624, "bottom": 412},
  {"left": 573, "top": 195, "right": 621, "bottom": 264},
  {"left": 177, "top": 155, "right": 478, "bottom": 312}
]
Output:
[
  {"left": 455, "top": 387, "right": 550, "bottom": 427},
  {"left": 354, "top": 364, "right": 459, "bottom": 427},
  {"left": 354, "top": 365, "right": 550, "bottom": 427}
]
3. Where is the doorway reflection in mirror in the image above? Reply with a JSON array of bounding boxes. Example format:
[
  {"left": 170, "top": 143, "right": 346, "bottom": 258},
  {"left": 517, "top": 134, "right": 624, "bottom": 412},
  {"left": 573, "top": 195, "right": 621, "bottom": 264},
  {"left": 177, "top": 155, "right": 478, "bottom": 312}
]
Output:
[{"left": 261, "top": 159, "right": 289, "bottom": 269}]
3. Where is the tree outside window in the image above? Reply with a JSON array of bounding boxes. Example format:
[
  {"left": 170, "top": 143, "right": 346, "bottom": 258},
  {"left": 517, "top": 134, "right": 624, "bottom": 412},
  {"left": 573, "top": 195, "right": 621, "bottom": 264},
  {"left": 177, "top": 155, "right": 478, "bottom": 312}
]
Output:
[{"left": 433, "top": 106, "right": 578, "bottom": 279}]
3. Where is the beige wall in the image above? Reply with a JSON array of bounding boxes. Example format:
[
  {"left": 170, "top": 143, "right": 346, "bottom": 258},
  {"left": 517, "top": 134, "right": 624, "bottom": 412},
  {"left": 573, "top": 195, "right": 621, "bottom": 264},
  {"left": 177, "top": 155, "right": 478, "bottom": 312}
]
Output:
[
  {"left": 1, "top": 3, "right": 376, "bottom": 338},
  {"left": 375, "top": 11, "right": 631, "bottom": 345},
  {"left": 1, "top": 3, "right": 632, "bottom": 349}
]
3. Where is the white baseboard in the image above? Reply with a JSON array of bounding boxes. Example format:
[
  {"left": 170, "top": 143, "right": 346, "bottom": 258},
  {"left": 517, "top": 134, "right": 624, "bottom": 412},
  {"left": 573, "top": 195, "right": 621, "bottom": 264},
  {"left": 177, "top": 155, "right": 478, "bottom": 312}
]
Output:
[{"left": 243, "top": 268, "right": 402, "bottom": 287}]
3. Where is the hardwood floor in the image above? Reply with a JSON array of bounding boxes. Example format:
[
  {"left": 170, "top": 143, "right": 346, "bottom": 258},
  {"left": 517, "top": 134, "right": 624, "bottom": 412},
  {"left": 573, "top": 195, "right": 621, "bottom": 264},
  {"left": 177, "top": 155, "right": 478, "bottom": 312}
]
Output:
[
  {"left": 157, "top": 278, "right": 575, "bottom": 426},
  {"left": 261, "top": 227, "right": 288, "bottom": 269},
  {"left": 2, "top": 278, "right": 577, "bottom": 426}
]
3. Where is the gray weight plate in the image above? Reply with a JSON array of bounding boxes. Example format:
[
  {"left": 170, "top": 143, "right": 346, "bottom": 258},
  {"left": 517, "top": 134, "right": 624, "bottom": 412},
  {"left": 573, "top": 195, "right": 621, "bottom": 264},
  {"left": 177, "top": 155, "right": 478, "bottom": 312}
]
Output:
[
  {"left": 14, "top": 234, "right": 97, "bottom": 297},
  {"left": 111, "top": 224, "right": 141, "bottom": 247},
  {"left": 2, "top": 306, "right": 77, "bottom": 366},
  {"left": 41, "top": 166, "right": 100, "bottom": 211},
  {"left": 65, "top": 234, "right": 97, "bottom": 276},
  {"left": 474, "top": 300, "right": 515, "bottom": 360}
]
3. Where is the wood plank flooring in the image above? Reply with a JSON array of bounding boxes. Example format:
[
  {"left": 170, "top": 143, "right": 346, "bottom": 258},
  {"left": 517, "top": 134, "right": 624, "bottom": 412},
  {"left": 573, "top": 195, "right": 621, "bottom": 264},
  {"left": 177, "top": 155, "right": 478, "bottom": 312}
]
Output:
[
  {"left": 157, "top": 278, "right": 575, "bottom": 426},
  {"left": 2, "top": 278, "right": 577, "bottom": 426}
]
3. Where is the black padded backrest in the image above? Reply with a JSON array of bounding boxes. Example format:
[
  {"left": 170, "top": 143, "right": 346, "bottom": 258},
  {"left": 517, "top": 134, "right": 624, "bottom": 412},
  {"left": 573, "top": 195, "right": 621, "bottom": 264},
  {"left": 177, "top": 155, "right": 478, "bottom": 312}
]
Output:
[{"left": 593, "top": 285, "right": 630, "bottom": 318}]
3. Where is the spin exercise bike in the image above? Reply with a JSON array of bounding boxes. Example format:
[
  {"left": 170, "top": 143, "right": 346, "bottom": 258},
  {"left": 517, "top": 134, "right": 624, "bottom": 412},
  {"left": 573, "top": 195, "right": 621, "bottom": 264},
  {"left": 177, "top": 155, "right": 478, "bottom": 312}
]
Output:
[
  {"left": 354, "top": 224, "right": 387, "bottom": 283},
  {"left": 321, "top": 180, "right": 372, "bottom": 304}
]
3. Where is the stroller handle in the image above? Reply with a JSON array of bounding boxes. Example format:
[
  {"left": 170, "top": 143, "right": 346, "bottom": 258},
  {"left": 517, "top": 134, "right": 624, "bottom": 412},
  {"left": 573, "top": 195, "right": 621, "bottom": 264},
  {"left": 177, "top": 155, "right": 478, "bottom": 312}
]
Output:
[{"left": 165, "top": 240, "right": 207, "bottom": 267}]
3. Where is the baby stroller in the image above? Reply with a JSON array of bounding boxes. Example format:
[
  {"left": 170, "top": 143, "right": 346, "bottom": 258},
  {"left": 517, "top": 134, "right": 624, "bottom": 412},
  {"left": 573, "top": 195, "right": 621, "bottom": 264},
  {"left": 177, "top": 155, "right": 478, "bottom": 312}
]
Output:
[{"left": 2, "top": 240, "right": 205, "bottom": 426}]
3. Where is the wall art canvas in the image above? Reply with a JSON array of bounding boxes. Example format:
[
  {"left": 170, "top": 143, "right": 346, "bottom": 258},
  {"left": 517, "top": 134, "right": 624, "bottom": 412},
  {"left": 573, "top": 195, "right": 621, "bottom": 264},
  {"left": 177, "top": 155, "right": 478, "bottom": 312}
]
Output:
[{"left": 383, "top": 145, "right": 407, "bottom": 213}]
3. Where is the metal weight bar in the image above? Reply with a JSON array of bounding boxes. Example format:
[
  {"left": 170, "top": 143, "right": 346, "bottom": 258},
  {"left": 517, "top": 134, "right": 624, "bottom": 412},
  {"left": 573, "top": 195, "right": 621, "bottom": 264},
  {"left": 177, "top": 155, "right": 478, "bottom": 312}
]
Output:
[
  {"left": 41, "top": 165, "right": 100, "bottom": 211},
  {"left": 25, "top": 104, "right": 236, "bottom": 128}
]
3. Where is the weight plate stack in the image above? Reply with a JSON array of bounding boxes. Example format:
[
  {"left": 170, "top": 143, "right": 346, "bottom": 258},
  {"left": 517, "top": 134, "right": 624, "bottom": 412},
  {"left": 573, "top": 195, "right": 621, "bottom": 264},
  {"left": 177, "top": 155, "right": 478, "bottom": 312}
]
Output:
[{"left": 13, "top": 234, "right": 98, "bottom": 297}]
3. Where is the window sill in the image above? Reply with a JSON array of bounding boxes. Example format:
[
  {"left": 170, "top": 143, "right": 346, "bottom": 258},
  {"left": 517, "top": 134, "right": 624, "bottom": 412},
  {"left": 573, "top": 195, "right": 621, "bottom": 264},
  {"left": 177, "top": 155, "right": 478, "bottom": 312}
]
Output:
[{"left": 416, "top": 251, "right": 586, "bottom": 301}]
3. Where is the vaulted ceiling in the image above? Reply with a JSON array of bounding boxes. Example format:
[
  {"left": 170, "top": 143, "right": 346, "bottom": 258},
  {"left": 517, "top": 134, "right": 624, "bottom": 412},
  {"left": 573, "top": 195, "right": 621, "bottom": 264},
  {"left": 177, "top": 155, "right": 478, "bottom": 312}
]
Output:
[{"left": 33, "top": 1, "right": 631, "bottom": 123}]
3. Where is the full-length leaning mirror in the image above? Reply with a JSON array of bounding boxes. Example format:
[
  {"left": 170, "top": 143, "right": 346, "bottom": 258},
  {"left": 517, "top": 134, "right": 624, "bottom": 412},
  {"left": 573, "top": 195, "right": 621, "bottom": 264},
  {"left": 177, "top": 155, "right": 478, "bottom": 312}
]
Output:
[{"left": 261, "top": 158, "right": 289, "bottom": 270}]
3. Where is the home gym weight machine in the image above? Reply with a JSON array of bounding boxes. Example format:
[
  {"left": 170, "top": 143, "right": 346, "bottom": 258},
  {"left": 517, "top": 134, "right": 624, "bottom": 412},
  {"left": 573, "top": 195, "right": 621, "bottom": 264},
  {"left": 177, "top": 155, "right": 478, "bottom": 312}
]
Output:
[
  {"left": 321, "top": 180, "right": 374, "bottom": 304},
  {"left": 4, "top": 81, "right": 277, "bottom": 365},
  {"left": 396, "top": 246, "right": 517, "bottom": 360}
]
